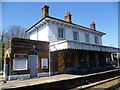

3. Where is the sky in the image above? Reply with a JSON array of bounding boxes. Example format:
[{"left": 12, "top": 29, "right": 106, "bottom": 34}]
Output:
[{"left": 2, "top": 2, "right": 118, "bottom": 47}]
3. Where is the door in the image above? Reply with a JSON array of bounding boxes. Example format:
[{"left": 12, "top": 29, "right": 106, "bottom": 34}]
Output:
[
  {"left": 28, "top": 55, "right": 38, "bottom": 77},
  {"left": 74, "top": 53, "right": 79, "bottom": 67},
  {"left": 58, "top": 52, "right": 65, "bottom": 73},
  {"left": 95, "top": 54, "right": 99, "bottom": 67}
]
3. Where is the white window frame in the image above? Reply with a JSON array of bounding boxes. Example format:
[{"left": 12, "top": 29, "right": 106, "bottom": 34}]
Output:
[
  {"left": 58, "top": 27, "right": 65, "bottom": 40},
  {"left": 73, "top": 31, "right": 79, "bottom": 41},
  {"left": 85, "top": 33, "right": 90, "bottom": 43},
  {"left": 14, "top": 54, "right": 27, "bottom": 58},
  {"left": 13, "top": 59, "right": 28, "bottom": 71},
  {"left": 41, "top": 58, "right": 48, "bottom": 69}
]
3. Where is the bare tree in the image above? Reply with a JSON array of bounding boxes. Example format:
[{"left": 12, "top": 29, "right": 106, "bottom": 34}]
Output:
[
  {"left": 0, "top": 26, "right": 27, "bottom": 70},
  {"left": 3, "top": 25, "right": 27, "bottom": 42}
]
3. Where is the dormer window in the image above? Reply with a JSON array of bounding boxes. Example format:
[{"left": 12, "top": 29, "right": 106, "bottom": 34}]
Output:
[
  {"left": 58, "top": 28, "right": 65, "bottom": 40},
  {"left": 73, "top": 31, "right": 79, "bottom": 41}
]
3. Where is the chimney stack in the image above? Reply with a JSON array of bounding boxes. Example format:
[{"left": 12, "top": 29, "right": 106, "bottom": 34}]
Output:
[
  {"left": 64, "top": 12, "right": 72, "bottom": 23},
  {"left": 90, "top": 22, "right": 96, "bottom": 30},
  {"left": 41, "top": 5, "right": 49, "bottom": 19}
]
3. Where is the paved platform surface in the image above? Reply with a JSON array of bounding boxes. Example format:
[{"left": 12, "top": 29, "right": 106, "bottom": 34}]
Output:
[
  {"left": 0, "top": 74, "right": 80, "bottom": 89},
  {"left": 0, "top": 69, "right": 120, "bottom": 89}
]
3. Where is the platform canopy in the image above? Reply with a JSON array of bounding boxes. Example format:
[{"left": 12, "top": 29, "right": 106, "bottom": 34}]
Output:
[{"left": 50, "top": 40, "right": 119, "bottom": 53}]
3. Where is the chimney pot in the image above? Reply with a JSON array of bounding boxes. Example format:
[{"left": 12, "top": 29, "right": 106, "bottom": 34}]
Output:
[
  {"left": 64, "top": 12, "right": 72, "bottom": 23},
  {"left": 41, "top": 5, "right": 49, "bottom": 19},
  {"left": 90, "top": 22, "right": 96, "bottom": 30}
]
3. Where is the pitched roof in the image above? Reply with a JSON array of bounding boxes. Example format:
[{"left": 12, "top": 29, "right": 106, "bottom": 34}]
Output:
[{"left": 26, "top": 16, "right": 105, "bottom": 35}]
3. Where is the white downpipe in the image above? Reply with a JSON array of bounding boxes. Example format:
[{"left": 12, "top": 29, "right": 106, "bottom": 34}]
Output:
[
  {"left": 117, "top": 53, "right": 119, "bottom": 67},
  {"left": 4, "top": 64, "right": 8, "bottom": 81},
  {"left": 49, "top": 46, "right": 51, "bottom": 76}
]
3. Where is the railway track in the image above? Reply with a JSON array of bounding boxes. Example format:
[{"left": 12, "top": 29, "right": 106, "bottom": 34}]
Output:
[
  {"left": 1, "top": 69, "right": 120, "bottom": 89},
  {"left": 72, "top": 75, "right": 120, "bottom": 90}
]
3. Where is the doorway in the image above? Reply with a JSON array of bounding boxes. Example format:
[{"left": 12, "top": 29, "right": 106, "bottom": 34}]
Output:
[
  {"left": 58, "top": 51, "right": 65, "bottom": 73},
  {"left": 73, "top": 53, "right": 79, "bottom": 67},
  {"left": 28, "top": 50, "right": 38, "bottom": 77}
]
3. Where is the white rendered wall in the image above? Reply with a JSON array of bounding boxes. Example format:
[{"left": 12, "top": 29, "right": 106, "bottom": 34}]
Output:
[
  {"left": 29, "top": 24, "right": 49, "bottom": 41},
  {"left": 30, "top": 31, "right": 38, "bottom": 40},
  {"left": 90, "top": 33, "right": 94, "bottom": 44},
  {"left": 98, "top": 35, "right": 102, "bottom": 45},
  {"left": 48, "top": 21, "right": 102, "bottom": 45},
  {"left": 48, "top": 22, "right": 58, "bottom": 42},
  {"left": 85, "top": 32, "right": 102, "bottom": 45},
  {"left": 49, "top": 22, "right": 78, "bottom": 42},
  {"left": 79, "top": 31, "right": 85, "bottom": 42},
  {"left": 65, "top": 27, "right": 76, "bottom": 41},
  {"left": 38, "top": 25, "right": 49, "bottom": 41},
  {"left": 29, "top": 21, "right": 102, "bottom": 45}
]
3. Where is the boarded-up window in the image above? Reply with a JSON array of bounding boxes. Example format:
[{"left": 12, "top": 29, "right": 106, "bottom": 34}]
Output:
[
  {"left": 41, "top": 58, "right": 48, "bottom": 69},
  {"left": 13, "top": 59, "right": 28, "bottom": 70}
]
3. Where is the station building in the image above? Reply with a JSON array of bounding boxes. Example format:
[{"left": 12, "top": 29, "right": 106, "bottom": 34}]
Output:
[
  {"left": 4, "top": 5, "right": 119, "bottom": 80},
  {"left": 26, "top": 5, "right": 119, "bottom": 74},
  {"left": 4, "top": 38, "right": 49, "bottom": 80}
]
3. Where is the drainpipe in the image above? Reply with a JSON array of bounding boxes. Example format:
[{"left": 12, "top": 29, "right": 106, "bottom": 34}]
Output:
[
  {"left": 49, "top": 47, "right": 51, "bottom": 76},
  {"left": 117, "top": 53, "right": 119, "bottom": 67},
  {"left": 35, "top": 27, "right": 38, "bottom": 40}
]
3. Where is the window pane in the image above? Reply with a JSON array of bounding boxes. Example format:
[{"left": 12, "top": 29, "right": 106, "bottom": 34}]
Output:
[
  {"left": 58, "top": 28, "right": 65, "bottom": 39},
  {"left": 41, "top": 58, "right": 48, "bottom": 69},
  {"left": 85, "top": 34, "right": 89, "bottom": 43},
  {"left": 95, "top": 36, "right": 98, "bottom": 44},
  {"left": 73, "top": 31, "right": 78, "bottom": 41},
  {"left": 13, "top": 59, "right": 28, "bottom": 70}
]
